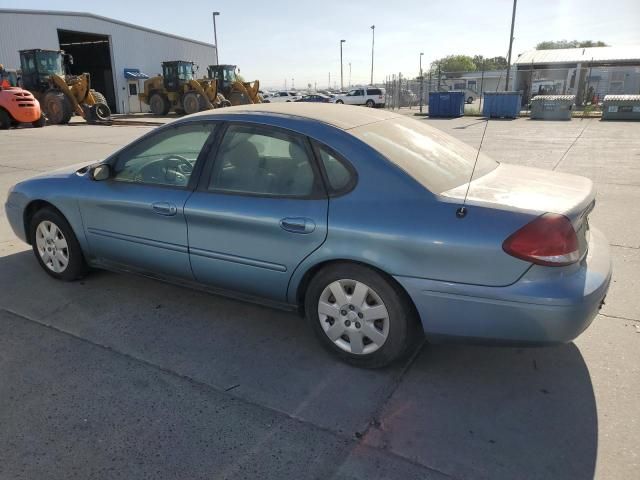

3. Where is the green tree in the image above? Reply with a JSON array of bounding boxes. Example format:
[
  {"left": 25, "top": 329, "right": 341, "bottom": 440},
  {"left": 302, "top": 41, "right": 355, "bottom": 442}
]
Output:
[
  {"left": 430, "top": 55, "right": 476, "bottom": 76},
  {"left": 536, "top": 40, "right": 608, "bottom": 50},
  {"left": 472, "top": 55, "right": 508, "bottom": 71}
]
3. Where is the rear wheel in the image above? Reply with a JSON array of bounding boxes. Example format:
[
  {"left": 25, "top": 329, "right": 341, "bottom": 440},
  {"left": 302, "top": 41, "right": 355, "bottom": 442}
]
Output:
[
  {"left": 467, "top": 96, "right": 474, "bottom": 104},
  {"left": 30, "top": 208, "right": 88, "bottom": 281},
  {"left": 149, "top": 93, "right": 170, "bottom": 115},
  {"left": 32, "top": 114, "right": 46, "bottom": 128},
  {"left": 366, "top": 99, "right": 375, "bottom": 107},
  {"left": 0, "top": 108, "right": 10, "bottom": 129},
  {"left": 305, "top": 263, "right": 418, "bottom": 368},
  {"left": 182, "top": 92, "right": 202, "bottom": 114},
  {"left": 43, "top": 91, "right": 72, "bottom": 124}
]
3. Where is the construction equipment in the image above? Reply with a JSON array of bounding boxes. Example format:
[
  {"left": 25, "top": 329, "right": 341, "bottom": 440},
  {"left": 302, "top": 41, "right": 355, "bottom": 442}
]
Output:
[
  {"left": 139, "top": 61, "right": 228, "bottom": 115},
  {"left": 18, "top": 49, "right": 111, "bottom": 125},
  {"left": 206, "top": 64, "right": 261, "bottom": 105},
  {"left": 0, "top": 64, "right": 46, "bottom": 129}
]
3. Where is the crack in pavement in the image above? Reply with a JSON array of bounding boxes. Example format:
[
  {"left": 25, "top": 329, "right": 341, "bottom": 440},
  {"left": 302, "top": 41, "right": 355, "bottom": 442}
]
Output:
[
  {"left": 599, "top": 312, "right": 640, "bottom": 324},
  {"left": 552, "top": 119, "right": 592, "bottom": 171},
  {"left": 0, "top": 307, "right": 452, "bottom": 478}
]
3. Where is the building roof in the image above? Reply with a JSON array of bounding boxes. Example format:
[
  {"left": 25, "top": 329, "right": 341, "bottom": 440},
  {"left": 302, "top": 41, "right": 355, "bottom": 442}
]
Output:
[
  {"left": 515, "top": 46, "right": 640, "bottom": 65},
  {"left": 189, "top": 103, "right": 402, "bottom": 130},
  {"left": 0, "top": 9, "right": 215, "bottom": 48}
]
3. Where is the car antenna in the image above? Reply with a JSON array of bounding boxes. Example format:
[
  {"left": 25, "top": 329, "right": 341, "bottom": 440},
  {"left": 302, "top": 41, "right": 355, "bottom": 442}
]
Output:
[{"left": 456, "top": 60, "right": 509, "bottom": 219}]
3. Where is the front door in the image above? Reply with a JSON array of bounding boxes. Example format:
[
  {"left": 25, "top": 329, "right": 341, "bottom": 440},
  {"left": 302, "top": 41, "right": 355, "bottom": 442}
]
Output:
[
  {"left": 127, "top": 80, "right": 146, "bottom": 113},
  {"left": 80, "top": 121, "right": 217, "bottom": 279},
  {"left": 185, "top": 123, "right": 328, "bottom": 301}
]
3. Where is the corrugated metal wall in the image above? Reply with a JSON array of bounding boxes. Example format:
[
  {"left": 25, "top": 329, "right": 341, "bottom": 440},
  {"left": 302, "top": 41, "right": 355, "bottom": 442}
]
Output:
[{"left": 0, "top": 10, "right": 217, "bottom": 113}]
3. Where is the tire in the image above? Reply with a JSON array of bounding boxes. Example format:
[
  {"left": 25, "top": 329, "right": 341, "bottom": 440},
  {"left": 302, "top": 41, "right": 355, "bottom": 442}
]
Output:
[
  {"left": 0, "top": 108, "right": 10, "bottom": 129},
  {"left": 366, "top": 99, "right": 375, "bottom": 108},
  {"left": 467, "top": 96, "right": 474, "bottom": 104},
  {"left": 90, "top": 90, "right": 107, "bottom": 106},
  {"left": 149, "top": 93, "right": 170, "bottom": 115},
  {"left": 182, "top": 91, "right": 202, "bottom": 115},
  {"left": 32, "top": 114, "right": 46, "bottom": 128},
  {"left": 43, "top": 91, "right": 73, "bottom": 124},
  {"left": 335, "top": 100, "right": 344, "bottom": 104},
  {"left": 305, "top": 263, "right": 418, "bottom": 368},
  {"left": 30, "top": 207, "right": 88, "bottom": 281}
]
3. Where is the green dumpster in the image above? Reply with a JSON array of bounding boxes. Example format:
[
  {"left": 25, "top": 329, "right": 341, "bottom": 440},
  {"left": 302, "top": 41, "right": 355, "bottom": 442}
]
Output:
[
  {"left": 530, "top": 95, "right": 575, "bottom": 120},
  {"left": 602, "top": 95, "right": 640, "bottom": 121}
]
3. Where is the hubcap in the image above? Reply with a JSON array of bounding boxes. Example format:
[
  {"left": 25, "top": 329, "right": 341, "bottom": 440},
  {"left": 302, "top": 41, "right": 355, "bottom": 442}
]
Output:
[
  {"left": 318, "top": 279, "right": 390, "bottom": 355},
  {"left": 35, "top": 220, "right": 69, "bottom": 273}
]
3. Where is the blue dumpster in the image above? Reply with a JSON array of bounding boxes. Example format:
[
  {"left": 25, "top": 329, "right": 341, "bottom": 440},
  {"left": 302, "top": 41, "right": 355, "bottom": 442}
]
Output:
[
  {"left": 428, "top": 91, "right": 465, "bottom": 117},
  {"left": 482, "top": 91, "right": 522, "bottom": 119}
]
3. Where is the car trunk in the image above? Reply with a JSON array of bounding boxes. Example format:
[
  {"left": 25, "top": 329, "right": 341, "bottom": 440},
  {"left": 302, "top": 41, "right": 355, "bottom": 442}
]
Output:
[{"left": 442, "top": 163, "right": 595, "bottom": 260}]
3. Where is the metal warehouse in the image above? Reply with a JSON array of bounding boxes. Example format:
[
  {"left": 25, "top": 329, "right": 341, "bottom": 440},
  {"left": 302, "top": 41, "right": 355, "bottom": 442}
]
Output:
[
  {"left": 513, "top": 46, "right": 640, "bottom": 105},
  {"left": 0, "top": 9, "right": 217, "bottom": 113}
]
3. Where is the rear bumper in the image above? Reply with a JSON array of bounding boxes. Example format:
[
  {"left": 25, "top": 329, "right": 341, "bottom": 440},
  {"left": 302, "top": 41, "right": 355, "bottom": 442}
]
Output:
[{"left": 395, "top": 227, "right": 612, "bottom": 345}]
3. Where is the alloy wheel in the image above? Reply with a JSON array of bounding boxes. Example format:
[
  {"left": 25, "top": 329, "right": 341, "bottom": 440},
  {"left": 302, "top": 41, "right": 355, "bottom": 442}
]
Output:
[{"left": 35, "top": 220, "right": 69, "bottom": 273}]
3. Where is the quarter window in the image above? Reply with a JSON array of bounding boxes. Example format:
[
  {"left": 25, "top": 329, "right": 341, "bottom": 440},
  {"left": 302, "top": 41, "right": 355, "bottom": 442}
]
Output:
[
  {"left": 209, "top": 125, "right": 316, "bottom": 197},
  {"left": 317, "top": 145, "right": 353, "bottom": 193},
  {"left": 113, "top": 122, "right": 216, "bottom": 187}
]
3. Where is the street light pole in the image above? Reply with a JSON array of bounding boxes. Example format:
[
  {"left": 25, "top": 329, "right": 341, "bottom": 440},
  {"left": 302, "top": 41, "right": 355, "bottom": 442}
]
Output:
[
  {"left": 340, "top": 39, "right": 346, "bottom": 91},
  {"left": 419, "top": 52, "right": 424, "bottom": 113},
  {"left": 505, "top": 0, "right": 517, "bottom": 90},
  {"left": 212, "top": 12, "right": 220, "bottom": 65},
  {"left": 370, "top": 25, "right": 375, "bottom": 85}
]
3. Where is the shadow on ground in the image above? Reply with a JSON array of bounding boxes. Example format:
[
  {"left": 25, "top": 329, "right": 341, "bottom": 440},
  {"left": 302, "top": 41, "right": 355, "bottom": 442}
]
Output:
[{"left": 0, "top": 250, "right": 598, "bottom": 479}]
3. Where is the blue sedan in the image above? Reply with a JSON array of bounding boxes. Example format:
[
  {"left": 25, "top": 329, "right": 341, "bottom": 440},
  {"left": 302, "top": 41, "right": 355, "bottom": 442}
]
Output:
[{"left": 4, "top": 104, "right": 611, "bottom": 367}]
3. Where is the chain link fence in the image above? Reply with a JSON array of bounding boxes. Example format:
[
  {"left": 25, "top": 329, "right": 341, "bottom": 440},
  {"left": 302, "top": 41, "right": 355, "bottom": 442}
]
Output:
[{"left": 383, "top": 63, "right": 640, "bottom": 115}]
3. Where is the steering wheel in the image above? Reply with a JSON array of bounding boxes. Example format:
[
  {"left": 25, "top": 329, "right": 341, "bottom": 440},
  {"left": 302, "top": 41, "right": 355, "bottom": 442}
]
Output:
[
  {"left": 132, "top": 155, "right": 193, "bottom": 185},
  {"left": 163, "top": 154, "right": 193, "bottom": 176}
]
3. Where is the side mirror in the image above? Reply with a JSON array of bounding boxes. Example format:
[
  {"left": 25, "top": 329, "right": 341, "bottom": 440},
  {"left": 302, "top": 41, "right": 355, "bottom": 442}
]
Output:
[{"left": 91, "top": 164, "right": 111, "bottom": 181}]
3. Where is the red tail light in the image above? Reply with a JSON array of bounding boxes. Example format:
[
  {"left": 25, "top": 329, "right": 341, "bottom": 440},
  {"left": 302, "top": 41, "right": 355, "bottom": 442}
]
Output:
[{"left": 502, "top": 213, "right": 579, "bottom": 266}]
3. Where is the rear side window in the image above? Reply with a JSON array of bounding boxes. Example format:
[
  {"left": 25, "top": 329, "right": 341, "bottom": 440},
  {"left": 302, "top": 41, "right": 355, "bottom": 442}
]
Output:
[
  {"left": 316, "top": 145, "right": 354, "bottom": 194},
  {"left": 367, "top": 89, "right": 381, "bottom": 95}
]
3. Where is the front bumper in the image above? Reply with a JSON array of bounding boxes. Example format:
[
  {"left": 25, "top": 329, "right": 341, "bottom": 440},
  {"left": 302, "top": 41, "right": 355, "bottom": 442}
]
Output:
[{"left": 395, "top": 227, "right": 612, "bottom": 345}]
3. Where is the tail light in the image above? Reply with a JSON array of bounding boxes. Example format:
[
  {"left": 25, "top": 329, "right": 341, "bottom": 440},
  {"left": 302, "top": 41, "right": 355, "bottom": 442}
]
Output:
[{"left": 502, "top": 213, "right": 579, "bottom": 266}]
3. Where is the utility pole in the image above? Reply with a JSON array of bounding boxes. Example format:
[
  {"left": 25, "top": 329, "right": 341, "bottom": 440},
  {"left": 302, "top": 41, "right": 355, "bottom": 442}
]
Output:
[
  {"left": 340, "top": 39, "right": 346, "bottom": 90},
  {"left": 505, "top": 0, "right": 517, "bottom": 90},
  {"left": 419, "top": 52, "right": 424, "bottom": 113},
  {"left": 370, "top": 25, "right": 375, "bottom": 85},
  {"left": 212, "top": 12, "right": 220, "bottom": 64}
]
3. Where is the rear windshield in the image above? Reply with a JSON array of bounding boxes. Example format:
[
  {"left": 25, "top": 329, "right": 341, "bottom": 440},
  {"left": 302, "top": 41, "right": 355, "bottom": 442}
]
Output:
[{"left": 351, "top": 117, "right": 498, "bottom": 193}]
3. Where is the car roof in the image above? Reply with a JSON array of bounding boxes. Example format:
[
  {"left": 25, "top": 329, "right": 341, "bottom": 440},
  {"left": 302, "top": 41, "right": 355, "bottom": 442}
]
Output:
[{"left": 186, "top": 103, "right": 400, "bottom": 130}]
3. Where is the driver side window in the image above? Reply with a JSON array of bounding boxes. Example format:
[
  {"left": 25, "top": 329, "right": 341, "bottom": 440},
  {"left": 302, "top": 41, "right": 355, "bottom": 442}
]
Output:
[{"left": 113, "top": 122, "right": 216, "bottom": 187}]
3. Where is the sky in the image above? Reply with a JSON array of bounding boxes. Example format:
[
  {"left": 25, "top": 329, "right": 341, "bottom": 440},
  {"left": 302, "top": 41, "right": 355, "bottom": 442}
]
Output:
[{"left": 1, "top": 0, "right": 639, "bottom": 89}]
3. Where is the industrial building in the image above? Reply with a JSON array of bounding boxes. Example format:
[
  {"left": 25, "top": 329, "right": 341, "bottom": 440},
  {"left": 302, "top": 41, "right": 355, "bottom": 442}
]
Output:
[
  {"left": 513, "top": 46, "right": 640, "bottom": 104},
  {"left": 0, "top": 9, "right": 217, "bottom": 113}
]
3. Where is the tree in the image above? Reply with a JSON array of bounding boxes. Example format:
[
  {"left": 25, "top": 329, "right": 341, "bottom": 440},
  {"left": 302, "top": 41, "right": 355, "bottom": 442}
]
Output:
[
  {"left": 472, "top": 55, "right": 508, "bottom": 71},
  {"left": 430, "top": 55, "right": 476, "bottom": 76},
  {"left": 536, "top": 40, "right": 608, "bottom": 50}
]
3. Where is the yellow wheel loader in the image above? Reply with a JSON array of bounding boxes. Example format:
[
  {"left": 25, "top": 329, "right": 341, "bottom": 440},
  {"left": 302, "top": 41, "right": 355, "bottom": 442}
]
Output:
[
  {"left": 19, "top": 49, "right": 111, "bottom": 125},
  {"left": 207, "top": 64, "right": 261, "bottom": 105},
  {"left": 139, "top": 61, "right": 228, "bottom": 115}
]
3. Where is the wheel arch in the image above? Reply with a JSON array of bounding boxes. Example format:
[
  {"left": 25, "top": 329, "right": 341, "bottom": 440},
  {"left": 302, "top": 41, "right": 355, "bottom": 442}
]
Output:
[
  {"left": 23, "top": 200, "right": 65, "bottom": 244},
  {"left": 292, "top": 258, "right": 421, "bottom": 328}
]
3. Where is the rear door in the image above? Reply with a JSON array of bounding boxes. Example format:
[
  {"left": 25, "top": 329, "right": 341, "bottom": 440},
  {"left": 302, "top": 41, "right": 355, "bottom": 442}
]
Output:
[{"left": 185, "top": 122, "right": 328, "bottom": 301}]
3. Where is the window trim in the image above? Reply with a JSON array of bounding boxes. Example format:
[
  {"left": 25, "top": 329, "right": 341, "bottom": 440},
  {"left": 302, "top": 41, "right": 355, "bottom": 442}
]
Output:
[
  {"left": 105, "top": 120, "right": 221, "bottom": 191},
  {"left": 198, "top": 121, "right": 328, "bottom": 200},
  {"left": 310, "top": 140, "right": 358, "bottom": 198}
]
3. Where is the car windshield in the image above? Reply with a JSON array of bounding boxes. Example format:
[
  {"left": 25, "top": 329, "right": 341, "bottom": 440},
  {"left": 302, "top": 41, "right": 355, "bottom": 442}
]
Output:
[
  {"left": 35, "top": 51, "right": 63, "bottom": 76},
  {"left": 352, "top": 116, "right": 498, "bottom": 193}
]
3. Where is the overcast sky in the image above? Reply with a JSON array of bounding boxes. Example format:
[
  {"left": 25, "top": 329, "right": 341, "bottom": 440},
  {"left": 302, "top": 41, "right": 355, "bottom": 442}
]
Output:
[{"left": 2, "top": 0, "right": 639, "bottom": 89}]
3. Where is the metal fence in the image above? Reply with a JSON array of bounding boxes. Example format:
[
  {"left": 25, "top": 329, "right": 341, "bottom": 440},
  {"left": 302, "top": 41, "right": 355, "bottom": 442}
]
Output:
[{"left": 383, "top": 63, "right": 640, "bottom": 114}]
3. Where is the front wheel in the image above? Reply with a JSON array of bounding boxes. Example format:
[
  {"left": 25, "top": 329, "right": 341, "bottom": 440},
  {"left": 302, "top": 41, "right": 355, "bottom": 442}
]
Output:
[
  {"left": 305, "top": 263, "right": 418, "bottom": 368},
  {"left": 30, "top": 208, "right": 88, "bottom": 281},
  {"left": 335, "top": 100, "right": 344, "bottom": 104}
]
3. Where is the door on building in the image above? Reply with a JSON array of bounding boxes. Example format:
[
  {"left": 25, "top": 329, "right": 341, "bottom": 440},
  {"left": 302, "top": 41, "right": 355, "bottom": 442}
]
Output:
[{"left": 127, "top": 80, "right": 144, "bottom": 113}]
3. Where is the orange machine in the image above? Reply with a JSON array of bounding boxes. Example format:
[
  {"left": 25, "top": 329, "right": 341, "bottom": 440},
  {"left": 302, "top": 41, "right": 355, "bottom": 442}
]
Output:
[{"left": 0, "top": 64, "right": 45, "bottom": 129}]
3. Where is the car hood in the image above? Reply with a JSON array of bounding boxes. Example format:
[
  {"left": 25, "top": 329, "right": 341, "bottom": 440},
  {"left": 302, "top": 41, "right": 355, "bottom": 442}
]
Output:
[
  {"left": 441, "top": 163, "right": 595, "bottom": 220},
  {"left": 26, "top": 162, "right": 93, "bottom": 181}
]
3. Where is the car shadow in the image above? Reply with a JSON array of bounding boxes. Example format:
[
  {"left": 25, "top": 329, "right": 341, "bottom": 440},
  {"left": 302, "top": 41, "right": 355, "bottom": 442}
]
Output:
[{"left": 0, "top": 250, "right": 597, "bottom": 478}]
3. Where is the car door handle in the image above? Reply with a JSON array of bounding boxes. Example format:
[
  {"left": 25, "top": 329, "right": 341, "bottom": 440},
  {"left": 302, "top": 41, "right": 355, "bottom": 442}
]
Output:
[
  {"left": 280, "top": 217, "right": 315, "bottom": 234},
  {"left": 152, "top": 202, "right": 177, "bottom": 216}
]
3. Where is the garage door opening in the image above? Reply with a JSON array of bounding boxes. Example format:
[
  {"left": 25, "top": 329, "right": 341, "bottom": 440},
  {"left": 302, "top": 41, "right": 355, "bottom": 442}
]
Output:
[{"left": 57, "top": 29, "right": 117, "bottom": 112}]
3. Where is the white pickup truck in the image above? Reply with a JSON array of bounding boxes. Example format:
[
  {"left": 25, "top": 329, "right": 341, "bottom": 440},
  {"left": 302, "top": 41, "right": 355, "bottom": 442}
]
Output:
[{"left": 333, "top": 87, "right": 385, "bottom": 107}]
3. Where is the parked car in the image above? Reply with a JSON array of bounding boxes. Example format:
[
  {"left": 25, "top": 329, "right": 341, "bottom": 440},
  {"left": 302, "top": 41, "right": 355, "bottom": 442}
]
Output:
[
  {"left": 5, "top": 104, "right": 611, "bottom": 368},
  {"left": 263, "top": 91, "right": 302, "bottom": 103},
  {"left": 295, "top": 94, "right": 332, "bottom": 103},
  {"left": 333, "top": 87, "right": 385, "bottom": 107}
]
